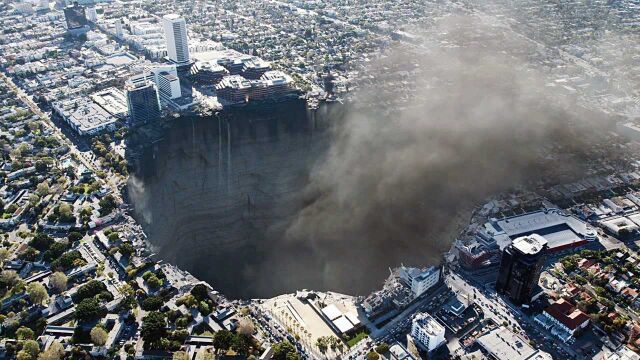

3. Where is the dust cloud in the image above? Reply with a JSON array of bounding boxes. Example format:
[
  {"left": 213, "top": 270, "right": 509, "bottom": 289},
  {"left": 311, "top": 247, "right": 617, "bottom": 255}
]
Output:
[
  {"left": 128, "top": 14, "right": 617, "bottom": 299},
  {"left": 277, "top": 14, "right": 604, "bottom": 293}
]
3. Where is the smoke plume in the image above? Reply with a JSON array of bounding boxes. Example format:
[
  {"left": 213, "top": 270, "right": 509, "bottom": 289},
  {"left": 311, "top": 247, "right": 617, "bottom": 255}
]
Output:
[
  {"left": 128, "top": 13, "right": 625, "bottom": 298},
  {"left": 276, "top": 14, "right": 608, "bottom": 293}
]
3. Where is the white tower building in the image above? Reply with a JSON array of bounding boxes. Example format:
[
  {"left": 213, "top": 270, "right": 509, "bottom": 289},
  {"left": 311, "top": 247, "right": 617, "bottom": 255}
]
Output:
[
  {"left": 162, "top": 14, "right": 190, "bottom": 65},
  {"left": 86, "top": 7, "right": 98, "bottom": 22},
  {"left": 410, "top": 313, "right": 445, "bottom": 352},
  {"left": 115, "top": 19, "right": 124, "bottom": 39},
  {"left": 149, "top": 65, "right": 182, "bottom": 100}
]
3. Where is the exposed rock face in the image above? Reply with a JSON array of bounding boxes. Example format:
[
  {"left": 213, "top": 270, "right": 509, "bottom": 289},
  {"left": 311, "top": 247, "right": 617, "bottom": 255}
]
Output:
[{"left": 128, "top": 102, "right": 343, "bottom": 299}]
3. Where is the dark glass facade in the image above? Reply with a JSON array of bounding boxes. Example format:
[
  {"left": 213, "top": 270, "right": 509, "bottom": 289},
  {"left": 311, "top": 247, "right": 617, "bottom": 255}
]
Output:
[
  {"left": 126, "top": 83, "right": 161, "bottom": 128},
  {"left": 63, "top": 3, "right": 87, "bottom": 30},
  {"left": 495, "top": 240, "right": 547, "bottom": 304}
]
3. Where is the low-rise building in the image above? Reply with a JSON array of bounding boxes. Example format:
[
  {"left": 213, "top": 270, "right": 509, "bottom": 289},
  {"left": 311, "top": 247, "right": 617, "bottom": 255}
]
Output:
[
  {"left": 398, "top": 265, "right": 440, "bottom": 298},
  {"left": 389, "top": 342, "right": 417, "bottom": 360},
  {"left": 534, "top": 299, "right": 589, "bottom": 342},
  {"left": 476, "top": 326, "right": 552, "bottom": 360},
  {"left": 52, "top": 97, "right": 119, "bottom": 136}
]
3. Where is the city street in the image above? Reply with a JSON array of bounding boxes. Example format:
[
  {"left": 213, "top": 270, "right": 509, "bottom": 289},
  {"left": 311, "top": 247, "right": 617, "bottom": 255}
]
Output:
[{"left": 447, "top": 271, "right": 580, "bottom": 359}]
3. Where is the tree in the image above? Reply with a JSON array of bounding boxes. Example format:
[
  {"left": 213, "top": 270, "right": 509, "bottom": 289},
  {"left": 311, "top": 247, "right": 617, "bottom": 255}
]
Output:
[
  {"left": 57, "top": 203, "right": 74, "bottom": 223},
  {"left": 141, "top": 312, "right": 167, "bottom": 348},
  {"left": 142, "top": 296, "right": 164, "bottom": 311},
  {"left": 49, "top": 272, "right": 67, "bottom": 293},
  {"left": 1, "top": 270, "right": 19, "bottom": 288},
  {"left": 237, "top": 317, "right": 255, "bottom": 336},
  {"left": 198, "top": 301, "right": 210, "bottom": 315},
  {"left": 594, "top": 286, "right": 607, "bottom": 297},
  {"left": 35, "top": 161, "right": 48, "bottom": 173},
  {"left": 119, "top": 242, "right": 135, "bottom": 257},
  {"left": 36, "top": 341, "right": 63, "bottom": 360},
  {"left": 272, "top": 341, "right": 299, "bottom": 360},
  {"left": 329, "top": 336, "right": 340, "bottom": 350},
  {"left": 16, "top": 326, "right": 35, "bottom": 340},
  {"left": 107, "top": 232, "right": 120, "bottom": 242},
  {"left": 43, "top": 242, "right": 69, "bottom": 262},
  {"left": 170, "top": 330, "right": 189, "bottom": 343},
  {"left": 366, "top": 351, "right": 380, "bottom": 360},
  {"left": 50, "top": 250, "right": 83, "bottom": 271},
  {"left": 17, "top": 351, "right": 33, "bottom": 360},
  {"left": 316, "top": 337, "right": 328, "bottom": 352},
  {"left": 19, "top": 247, "right": 38, "bottom": 261},
  {"left": 173, "top": 351, "right": 189, "bottom": 360},
  {"left": 146, "top": 274, "right": 162, "bottom": 289},
  {"left": 73, "top": 280, "right": 107, "bottom": 302},
  {"left": 98, "top": 195, "right": 117, "bottom": 216},
  {"left": 67, "top": 232, "right": 82, "bottom": 243},
  {"left": 375, "top": 343, "right": 390, "bottom": 354},
  {"left": 212, "top": 330, "right": 233, "bottom": 353},
  {"left": 118, "top": 284, "right": 136, "bottom": 310},
  {"left": 36, "top": 182, "right": 49, "bottom": 197},
  {"left": 231, "top": 334, "right": 250, "bottom": 355},
  {"left": 27, "top": 282, "right": 49, "bottom": 305},
  {"left": 177, "top": 294, "right": 196, "bottom": 308},
  {"left": 201, "top": 350, "right": 215, "bottom": 360},
  {"left": 0, "top": 248, "right": 10, "bottom": 265},
  {"left": 191, "top": 283, "right": 209, "bottom": 301},
  {"left": 20, "top": 340, "right": 40, "bottom": 360},
  {"left": 90, "top": 326, "right": 108, "bottom": 346},
  {"left": 75, "top": 298, "right": 104, "bottom": 322}
]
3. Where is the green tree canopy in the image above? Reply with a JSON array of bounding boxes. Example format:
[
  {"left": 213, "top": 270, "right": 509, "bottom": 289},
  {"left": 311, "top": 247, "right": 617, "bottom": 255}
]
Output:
[
  {"left": 73, "top": 280, "right": 107, "bottom": 302},
  {"left": 231, "top": 334, "right": 250, "bottom": 355},
  {"left": 212, "top": 330, "right": 233, "bottom": 353},
  {"left": 272, "top": 341, "right": 299, "bottom": 360},
  {"left": 75, "top": 298, "right": 105, "bottom": 322},
  {"left": 26, "top": 282, "right": 49, "bottom": 305},
  {"left": 141, "top": 312, "right": 167, "bottom": 348},
  {"left": 141, "top": 296, "right": 164, "bottom": 311},
  {"left": 90, "top": 326, "right": 108, "bottom": 346}
]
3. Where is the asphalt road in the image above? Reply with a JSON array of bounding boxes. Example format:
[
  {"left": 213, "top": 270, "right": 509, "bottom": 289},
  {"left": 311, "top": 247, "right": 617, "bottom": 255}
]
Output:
[{"left": 447, "top": 272, "right": 580, "bottom": 359}]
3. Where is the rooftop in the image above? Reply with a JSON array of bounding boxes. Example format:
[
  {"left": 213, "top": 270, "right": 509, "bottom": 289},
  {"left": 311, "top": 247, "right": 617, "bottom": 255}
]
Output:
[
  {"left": 321, "top": 304, "right": 341, "bottom": 321},
  {"left": 52, "top": 97, "right": 118, "bottom": 133},
  {"left": 413, "top": 313, "right": 444, "bottom": 336},
  {"left": 485, "top": 209, "right": 593, "bottom": 250},
  {"left": 476, "top": 327, "right": 552, "bottom": 360},
  {"left": 512, "top": 234, "right": 548, "bottom": 255},
  {"left": 544, "top": 299, "right": 590, "bottom": 331},
  {"left": 163, "top": 14, "right": 182, "bottom": 21},
  {"left": 389, "top": 343, "right": 416, "bottom": 360}
]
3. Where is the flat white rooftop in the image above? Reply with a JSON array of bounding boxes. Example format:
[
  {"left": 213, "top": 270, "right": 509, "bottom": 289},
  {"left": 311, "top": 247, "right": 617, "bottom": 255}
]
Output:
[
  {"left": 321, "top": 304, "right": 342, "bottom": 321},
  {"left": 477, "top": 327, "right": 552, "bottom": 360},
  {"left": 512, "top": 234, "right": 547, "bottom": 255}
]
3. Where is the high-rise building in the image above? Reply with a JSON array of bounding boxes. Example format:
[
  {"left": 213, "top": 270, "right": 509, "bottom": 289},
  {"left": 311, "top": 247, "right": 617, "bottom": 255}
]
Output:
[
  {"left": 37, "top": 0, "right": 50, "bottom": 11},
  {"left": 410, "top": 313, "right": 446, "bottom": 352},
  {"left": 162, "top": 14, "right": 190, "bottom": 65},
  {"left": 149, "top": 65, "right": 181, "bottom": 100},
  {"left": 495, "top": 234, "right": 548, "bottom": 304},
  {"left": 64, "top": 2, "right": 89, "bottom": 35},
  {"left": 125, "top": 80, "right": 161, "bottom": 128},
  {"left": 128, "top": 65, "right": 182, "bottom": 104},
  {"left": 156, "top": 71, "right": 182, "bottom": 100},
  {"left": 115, "top": 18, "right": 125, "bottom": 39},
  {"left": 85, "top": 6, "right": 97, "bottom": 22}
]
